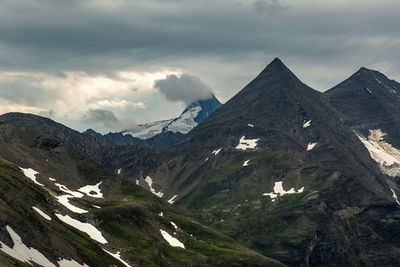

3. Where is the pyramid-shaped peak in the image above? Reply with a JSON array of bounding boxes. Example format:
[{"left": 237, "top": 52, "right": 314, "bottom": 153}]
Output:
[{"left": 255, "top": 57, "right": 297, "bottom": 80}]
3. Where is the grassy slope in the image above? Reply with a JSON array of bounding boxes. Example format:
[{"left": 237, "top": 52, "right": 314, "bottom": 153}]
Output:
[{"left": 0, "top": 122, "right": 284, "bottom": 266}]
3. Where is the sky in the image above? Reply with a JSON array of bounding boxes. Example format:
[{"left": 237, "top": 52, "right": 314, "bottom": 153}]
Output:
[{"left": 1, "top": 0, "right": 400, "bottom": 133}]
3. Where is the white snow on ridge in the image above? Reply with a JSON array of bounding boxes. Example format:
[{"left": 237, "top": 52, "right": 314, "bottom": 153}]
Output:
[
  {"left": 144, "top": 176, "right": 163, "bottom": 198},
  {"left": 168, "top": 195, "right": 178, "bottom": 204},
  {"left": 236, "top": 136, "right": 259, "bottom": 150},
  {"left": 56, "top": 195, "right": 88, "bottom": 214},
  {"left": 356, "top": 129, "right": 400, "bottom": 177},
  {"left": 212, "top": 148, "right": 222, "bottom": 156},
  {"left": 160, "top": 230, "right": 185, "bottom": 249},
  {"left": 78, "top": 182, "right": 103, "bottom": 198},
  {"left": 49, "top": 177, "right": 56, "bottom": 181},
  {"left": 165, "top": 106, "right": 202, "bottom": 134},
  {"left": 103, "top": 249, "right": 132, "bottom": 267},
  {"left": 307, "top": 142, "right": 317, "bottom": 151},
  {"left": 55, "top": 213, "right": 108, "bottom": 244},
  {"left": 19, "top": 167, "right": 44, "bottom": 186},
  {"left": 389, "top": 187, "right": 400, "bottom": 206},
  {"left": 32, "top": 206, "right": 52, "bottom": 221},
  {"left": 303, "top": 120, "right": 311, "bottom": 128},
  {"left": 0, "top": 225, "right": 56, "bottom": 267},
  {"left": 263, "top": 182, "right": 304, "bottom": 200},
  {"left": 123, "top": 119, "right": 171, "bottom": 140},
  {"left": 242, "top": 160, "right": 250, "bottom": 166}
]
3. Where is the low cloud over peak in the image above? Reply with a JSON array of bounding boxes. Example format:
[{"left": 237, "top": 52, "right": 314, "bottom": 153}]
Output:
[{"left": 154, "top": 73, "right": 213, "bottom": 105}]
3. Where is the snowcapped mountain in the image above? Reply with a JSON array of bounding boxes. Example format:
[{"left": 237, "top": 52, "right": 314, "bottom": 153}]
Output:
[
  {"left": 122, "top": 119, "right": 172, "bottom": 140},
  {"left": 123, "top": 94, "right": 222, "bottom": 139}
]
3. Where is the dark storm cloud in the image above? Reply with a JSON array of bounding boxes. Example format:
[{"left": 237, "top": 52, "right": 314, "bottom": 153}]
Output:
[
  {"left": 154, "top": 74, "right": 212, "bottom": 104},
  {"left": 1, "top": 0, "right": 399, "bottom": 76},
  {"left": 1, "top": 0, "right": 400, "bottom": 132}
]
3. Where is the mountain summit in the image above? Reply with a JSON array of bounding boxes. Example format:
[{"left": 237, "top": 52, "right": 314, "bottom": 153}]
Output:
[{"left": 129, "top": 58, "right": 400, "bottom": 266}]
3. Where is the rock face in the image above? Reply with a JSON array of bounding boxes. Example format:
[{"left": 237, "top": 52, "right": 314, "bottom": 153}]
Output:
[
  {"left": 0, "top": 121, "right": 282, "bottom": 267},
  {"left": 325, "top": 67, "right": 400, "bottom": 178},
  {"left": 125, "top": 58, "right": 400, "bottom": 266},
  {"left": 84, "top": 95, "right": 222, "bottom": 151}
]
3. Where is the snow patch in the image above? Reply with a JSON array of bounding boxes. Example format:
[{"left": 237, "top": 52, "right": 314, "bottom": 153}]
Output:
[
  {"left": 389, "top": 187, "right": 400, "bottom": 206},
  {"left": 242, "top": 160, "right": 250, "bottom": 167},
  {"left": 32, "top": 206, "right": 51, "bottom": 221},
  {"left": 56, "top": 195, "right": 88, "bottom": 214},
  {"left": 263, "top": 182, "right": 304, "bottom": 200},
  {"left": 144, "top": 176, "right": 163, "bottom": 198},
  {"left": 205, "top": 157, "right": 209, "bottom": 162},
  {"left": 357, "top": 129, "right": 400, "bottom": 177},
  {"left": 55, "top": 213, "right": 107, "bottom": 244},
  {"left": 0, "top": 226, "right": 56, "bottom": 267},
  {"left": 159, "top": 212, "right": 164, "bottom": 217},
  {"left": 160, "top": 230, "right": 185, "bottom": 249},
  {"left": 117, "top": 169, "right": 122, "bottom": 175},
  {"left": 366, "top": 87, "right": 372, "bottom": 94},
  {"left": 92, "top": 205, "right": 101, "bottom": 209},
  {"left": 236, "top": 136, "right": 259, "bottom": 150},
  {"left": 103, "top": 249, "right": 132, "bottom": 267},
  {"left": 212, "top": 148, "right": 222, "bottom": 156},
  {"left": 19, "top": 167, "right": 43, "bottom": 186},
  {"left": 49, "top": 178, "right": 56, "bottom": 182},
  {"left": 307, "top": 142, "right": 317, "bottom": 151},
  {"left": 170, "top": 221, "right": 178, "bottom": 229},
  {"left": 248, "top": 124, "right": 254, "bottom": 127},
  {"left": 78, "top": 182, "right": 103, "bottom": 198},
  {"left": 303, "top": 120, "right": 311, "bottom": 128},
  {"left": 54, "top": 183, "right": 84, "bottom": 198},
  {"left": 168, "top": 195, "right": 178, "bottom": 204}
]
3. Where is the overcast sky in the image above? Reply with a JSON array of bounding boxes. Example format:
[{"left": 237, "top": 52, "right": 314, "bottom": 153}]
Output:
[{"left": 1, "top": 0, "right": 400, "bottom": 133}]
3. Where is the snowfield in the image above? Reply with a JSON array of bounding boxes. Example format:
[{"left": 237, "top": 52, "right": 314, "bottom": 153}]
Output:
[
  {"left": 263, "top": 181, "right": 304, "bottom": 201},
  {"left": 165, "top": 106, "right": 202, "bottom": 134},
  {"left": 357, "top": 129, "right": 400, "bottom": 177},
  {"left": 307, "top": 142, "right": 317, "bottom": 151},
  {"left": 78, "top": 182, "right": 103, "bottom": 198},
  {"left": 55, "top": 213, "right": 108, "bottom": 244},
  {"left": 0, "top": 226, "right": 89, "bottom": 267},
  {"left": 32, "top": 206, "right": 52, "bottom": 221},
  {"left": 145, "top": 176, "right": 164, "bottom": 197},
  {"left": 168, "top": 195, "right": 178, "bottom": 204},
  {"left": 236, "top": 136, "right": 259, "bottom": 150},
  {"left": 19, "top": 167, "right": 44, "bottom": 186},
  {"left": 160, "top": 230, "right": 185, "bottom": 249}
]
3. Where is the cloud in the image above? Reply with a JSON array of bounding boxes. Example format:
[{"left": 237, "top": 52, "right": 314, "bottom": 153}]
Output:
[
  {"left": 1, "top": 0, "right": 400, "bottom": 131},
  {"left": 82, "top": 108, "right": 119, "bottom": 130},
  {"left": 154, "top": 73, "right": 212, "bottom": 104},
  {"left": 253, "top": 0, "right": 287, "bottom": 14}
]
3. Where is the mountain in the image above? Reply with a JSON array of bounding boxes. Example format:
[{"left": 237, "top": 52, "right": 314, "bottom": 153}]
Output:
[
  {"left": 120, "top": 58, "right": 400, "bottom": 266},
  {"left": 0, "top": 120, "right": 282, "bottom": 266},
  {"left": 325, "top": 67, "right": 400, "bottom": 177},
  {"left": 83, "top": 94, "right": 222, "bottom": 151}
]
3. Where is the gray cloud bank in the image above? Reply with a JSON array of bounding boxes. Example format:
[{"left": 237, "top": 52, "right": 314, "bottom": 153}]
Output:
[
  {"left": 154, "top": 74, "right": 212, "bottom": 105},
  {"left": 1, "top": 0, "right": 400, "bottom": 132}
]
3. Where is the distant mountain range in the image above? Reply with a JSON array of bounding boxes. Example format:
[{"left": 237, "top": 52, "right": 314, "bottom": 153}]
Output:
[
  {"left": 1, "top": 58, "right": 400, "bottom": 266},
  {"left": 84, "top": 94, "right": 222, "bottom": 150}
]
